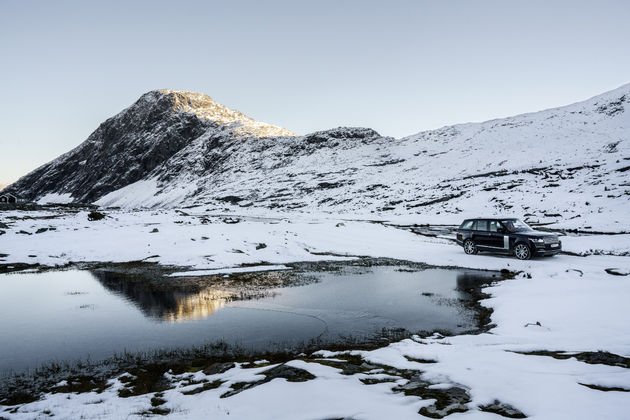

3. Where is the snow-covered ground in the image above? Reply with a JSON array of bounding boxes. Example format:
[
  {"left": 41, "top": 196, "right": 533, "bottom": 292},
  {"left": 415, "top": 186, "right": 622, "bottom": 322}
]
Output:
[{"left": 1, "top": 209, "right": 629, "bottom": 419}]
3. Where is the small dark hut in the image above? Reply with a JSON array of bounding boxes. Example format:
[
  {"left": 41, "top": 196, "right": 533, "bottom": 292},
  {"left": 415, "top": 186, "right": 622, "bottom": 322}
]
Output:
[{"left": 0, "top": 193, "right": 18, "bottom": 204}]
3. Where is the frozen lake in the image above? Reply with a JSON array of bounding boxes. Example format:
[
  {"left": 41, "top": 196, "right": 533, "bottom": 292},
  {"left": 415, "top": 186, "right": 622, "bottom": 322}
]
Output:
[{"left": 0, "top": 262, "right": 498, "bottom": 373}]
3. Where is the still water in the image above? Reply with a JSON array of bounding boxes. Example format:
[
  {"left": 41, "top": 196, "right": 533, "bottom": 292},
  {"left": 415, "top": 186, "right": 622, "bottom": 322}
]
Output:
[{"left": 0, "top": 264, "right": 497, "bottom": 373}]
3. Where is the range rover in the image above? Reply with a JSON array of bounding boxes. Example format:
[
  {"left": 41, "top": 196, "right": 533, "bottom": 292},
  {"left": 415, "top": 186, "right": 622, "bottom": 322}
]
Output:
[{"left": 455, "top": 218, "right": 561, "bottom": 260}]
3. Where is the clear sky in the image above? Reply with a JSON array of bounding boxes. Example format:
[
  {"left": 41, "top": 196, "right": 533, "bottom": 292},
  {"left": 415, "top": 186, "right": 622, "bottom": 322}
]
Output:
[{"left": 1, "top": 0, "right": 629, "bottom": 185}]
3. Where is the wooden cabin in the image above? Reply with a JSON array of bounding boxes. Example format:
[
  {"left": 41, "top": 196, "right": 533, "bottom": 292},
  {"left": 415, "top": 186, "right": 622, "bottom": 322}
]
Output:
[{"left": 0, "top": 193, "right": 18, "bottom": 204}]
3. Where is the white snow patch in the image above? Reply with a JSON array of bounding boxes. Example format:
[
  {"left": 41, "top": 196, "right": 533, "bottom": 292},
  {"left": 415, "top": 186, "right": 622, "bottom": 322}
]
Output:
[
  {"left": 36, "top": 193, "right": 73, "bottom": 204},
  {"left": 169, "top": 265, "right": 291, "bottom": 277},
  {"left": 94, "top": 179, "right": 160, "bottom": 208}
]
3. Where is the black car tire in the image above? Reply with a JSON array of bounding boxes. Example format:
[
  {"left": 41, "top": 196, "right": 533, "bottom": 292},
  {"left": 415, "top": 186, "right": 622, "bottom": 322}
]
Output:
[
  {"left": 514, "top": 243, "right": 531, "bottom": 260},
  {"left": 463, "top": 239, "right": 478, "bottom": 255}
]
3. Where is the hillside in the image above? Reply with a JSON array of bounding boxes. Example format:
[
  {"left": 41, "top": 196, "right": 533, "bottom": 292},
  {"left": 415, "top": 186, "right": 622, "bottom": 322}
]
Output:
[
  {"left": 4, "top": 90, "right": 295, "bottom": 204},
  {"left": 5, "top": 85, "right": 630, "bottom": 230}
]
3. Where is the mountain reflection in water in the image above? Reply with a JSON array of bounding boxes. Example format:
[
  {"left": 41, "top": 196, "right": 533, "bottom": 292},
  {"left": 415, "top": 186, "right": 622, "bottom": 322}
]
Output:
[
  {"left": 0, "top": 265, "right": 504, "bottom": 373},
  {"left": 90, "top": 270, "right": 229, "bottom": 322}
]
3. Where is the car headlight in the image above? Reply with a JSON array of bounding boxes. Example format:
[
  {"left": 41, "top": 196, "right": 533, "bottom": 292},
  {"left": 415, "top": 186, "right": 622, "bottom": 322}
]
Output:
[{"left": 533, "top": 238, "right": 544, "bottom": 243}]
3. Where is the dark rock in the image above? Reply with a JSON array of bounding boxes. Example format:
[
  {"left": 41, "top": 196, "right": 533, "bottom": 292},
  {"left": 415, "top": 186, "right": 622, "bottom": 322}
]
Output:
[
  {"left": 393, "top": 374, "right": 470, "bottom": 418},
  {"left": 202, "top": 362, "right": 235, "bottom": 376},
  {"left": 261, "top": 364, "right": 316, "bottom": 382},
  {"left": 88, "top": 211, "right": 106, "bottom": 221},
  {"left": 517, "top": 350, "right": 630, "bottom": 369},
  {"left": 574, "top": 351, "right": 630, "bottom": 368},
  {"left": 365, "top": 158, "right": 406, "bottom": 167},
  {"left": 150, "top": 395, "right": 167, "bottom": 406},
  {"left": 406, "top": 192, "right": 466, "bottom": 208},
  {"left": 181, "top": 379, "right": 223, "bottom": 395},
  {"left": 479, "top": 400, "right": 527, "bottom": 418},
  {"left": 304, "top": 127, "right": 381, "bottom": 145},
  {"left": 221, "top": 364, "right": 315, "bottom": 398},
  {"left": 579, "top": 383, "right": 630, "bottom": 392},
  {"left": 317, "top": 181, "right": 345, "bottom": 189},
  {"left": 418, "top": 386, "right": 470, "bottom": 418},
  {"left": 216, "top": 196, "right": 243, "bottom": 205},
  {"left": 596, "top": 95, "right": 626, "bottom": 116},
  {"left": 255, "top": 243, "right": 267, "bottom": 250}
]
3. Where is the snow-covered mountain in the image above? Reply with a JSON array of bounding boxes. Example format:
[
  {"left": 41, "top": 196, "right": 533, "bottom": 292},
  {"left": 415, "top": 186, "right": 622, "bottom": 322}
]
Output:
[
  {"left": 5, "top": 90, "right": 295, "bottom": 204},
  {"left": 6, "top": 85, "right": 630, "bottom": 228}
]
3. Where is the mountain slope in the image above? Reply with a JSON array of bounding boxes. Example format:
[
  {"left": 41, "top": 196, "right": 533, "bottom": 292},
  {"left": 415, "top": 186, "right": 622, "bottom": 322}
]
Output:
[
  {"left": 5, "top": 90, "right": 295, "bottom": 203},
  {"left": 6, "top": 85, "right": 630, "bottom": 229}
]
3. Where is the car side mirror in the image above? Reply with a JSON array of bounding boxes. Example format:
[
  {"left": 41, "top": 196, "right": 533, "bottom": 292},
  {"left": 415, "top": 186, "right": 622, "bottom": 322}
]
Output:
[{"left": 498, "top": 227, "right": 506, "bottom": 234}]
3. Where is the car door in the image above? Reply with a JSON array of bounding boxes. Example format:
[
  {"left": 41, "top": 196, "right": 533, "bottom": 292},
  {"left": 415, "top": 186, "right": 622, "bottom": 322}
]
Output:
[
  {"left": 487, "top": 220, "right": 508, "bottom": 250},
  {"left": 472, "top": 220, "right": 491, "bottom": 247}
]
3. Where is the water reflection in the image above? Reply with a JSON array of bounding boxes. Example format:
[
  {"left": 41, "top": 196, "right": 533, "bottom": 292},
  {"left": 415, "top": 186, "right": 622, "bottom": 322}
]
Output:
[
  {"left": 90, "top": 270, "right": 229, "bottom": 322},
  {"left": 88, "top": 269, "right": 499, "bottom": 324},
  {"left": 0, "top": 264, "right": 503, "bottom": 373},
  {"left": 456, "top": 271, "right": 498, "bottom": 290}
]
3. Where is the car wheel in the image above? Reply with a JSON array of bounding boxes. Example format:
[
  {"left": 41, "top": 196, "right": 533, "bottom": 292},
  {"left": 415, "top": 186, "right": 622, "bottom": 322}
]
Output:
[
  {"left": 514, "top": 243, "right": 531, "bottom": 260},
  {"left": 463, "top": 239, "right": 478, "bottom": 255}
]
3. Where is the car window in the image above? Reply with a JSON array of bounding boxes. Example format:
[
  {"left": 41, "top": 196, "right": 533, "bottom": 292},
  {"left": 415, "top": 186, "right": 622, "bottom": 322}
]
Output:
[
  {"left": 474, "top": 220, "right": 488, "bottom": 231},
  {"left": 460, "top": 220, "right": 474, "bottom": 230},
  {"left": 501, "top": 219, "right": 532, "bottom": 232},
  {"left": 489, "top": 220, "right": 501, "bottom": 232}
]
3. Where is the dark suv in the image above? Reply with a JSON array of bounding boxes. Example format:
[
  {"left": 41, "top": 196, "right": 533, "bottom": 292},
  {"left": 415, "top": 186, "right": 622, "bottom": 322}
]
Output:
[{"left": 455, "top": 218, "right": 561, "bottom": 260}]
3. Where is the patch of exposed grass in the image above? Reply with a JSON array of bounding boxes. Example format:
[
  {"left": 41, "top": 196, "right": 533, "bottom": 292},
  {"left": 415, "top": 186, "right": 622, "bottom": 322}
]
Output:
[
  {"left": 513, "top": 350, "right": 630, "bottom": 369},
  {"left": 181, "top": 379, "right": 224, "bottom": 395},
  {"left": 51, "top": 376, "right": 109, "bottom": 395},
  {"left": 404, "top": 356, "right": 438, "bottom": 364},
  {"left": 150, "top": 393, "right": 167, "bottom": 406},
  {"left": 360, "top": 377, "right": 399, "bottom": 385},
  {"left": 137, "top": 407, "right": 171, "bottom": 416},
  {"left": 0, "top": 390, "right": 39, "bottom": 406},
  {"left": 578, "top": 383, "right": 630, "bottom": 392}
]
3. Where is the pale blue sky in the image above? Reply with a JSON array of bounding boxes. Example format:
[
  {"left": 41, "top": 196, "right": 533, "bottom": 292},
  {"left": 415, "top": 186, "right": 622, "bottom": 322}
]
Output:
[{"left": 1, "top": 0, "right": 629, "bottom": 184}]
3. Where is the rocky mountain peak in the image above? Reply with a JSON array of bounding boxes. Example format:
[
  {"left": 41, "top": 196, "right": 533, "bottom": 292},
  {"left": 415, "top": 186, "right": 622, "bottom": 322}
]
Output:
[{"left": 147, "top": 89, "right": 297, "bottom": 138}]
